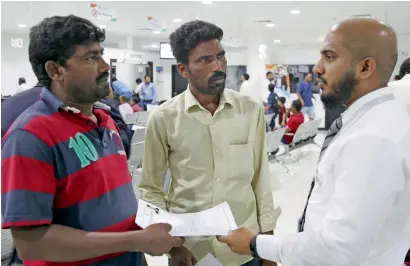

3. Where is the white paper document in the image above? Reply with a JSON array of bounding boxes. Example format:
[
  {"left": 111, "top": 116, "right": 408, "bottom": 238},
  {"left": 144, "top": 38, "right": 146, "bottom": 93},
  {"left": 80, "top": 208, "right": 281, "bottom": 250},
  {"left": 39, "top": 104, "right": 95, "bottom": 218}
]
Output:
[
  {"left": 135, "top": 199, "right": 237, "bottom": 237},
  {"left": 195, "top": 253, "right": 223, "bottom": 266}
]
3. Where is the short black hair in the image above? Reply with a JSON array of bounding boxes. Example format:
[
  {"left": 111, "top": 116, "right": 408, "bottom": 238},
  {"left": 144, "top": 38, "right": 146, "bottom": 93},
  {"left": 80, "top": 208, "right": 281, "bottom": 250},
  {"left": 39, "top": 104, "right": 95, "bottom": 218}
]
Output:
[
  {"left": 18, "top": 77, "right": 26, "bottom": 85},
  {"left": 136, "top": 78, "right": 142, "bottom": 84},
  {"left": 279, "top": 97, "right": 286, "bottom": 104},
  {"left": 399, "top": 57, "right": 410, "bottom": 79},
  {"left": 268, "top": 84, "right": 275, "bottom": 92},
  {"left": 169, "top": 20, "right": 223, "bottom": 64},
  {"left": 29, "top": 15, "right": 105, "bottom": 87},
  {"left": 242, "top": 73, "right": 250, "bottom": 80},
  {"left": 292, "top": 99, "right": 302, "bottom": 112},
  {"left": 266, "top": 71, "right": 273, "bottom": 76}
]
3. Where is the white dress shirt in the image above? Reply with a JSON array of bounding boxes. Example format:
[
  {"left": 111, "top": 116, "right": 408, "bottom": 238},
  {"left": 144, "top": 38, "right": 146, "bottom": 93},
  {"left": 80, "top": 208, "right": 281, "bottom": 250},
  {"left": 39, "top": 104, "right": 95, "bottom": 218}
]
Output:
[
  {"left": 257, "top": 87, "right": 410, "bottom": 266},
  {"left": 15, "top": 83, "right": 30, "bottom": 94},
  {"left": 389, "top": 74, "right": 410, "bottom": 114}
]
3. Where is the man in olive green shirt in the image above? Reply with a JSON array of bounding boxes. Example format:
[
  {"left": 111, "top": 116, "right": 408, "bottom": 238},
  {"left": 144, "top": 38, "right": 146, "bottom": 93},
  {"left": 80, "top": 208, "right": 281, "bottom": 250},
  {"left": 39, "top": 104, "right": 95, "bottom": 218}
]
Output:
[{"left": 139, "top": 20, "right": 280, "bottom": 266}]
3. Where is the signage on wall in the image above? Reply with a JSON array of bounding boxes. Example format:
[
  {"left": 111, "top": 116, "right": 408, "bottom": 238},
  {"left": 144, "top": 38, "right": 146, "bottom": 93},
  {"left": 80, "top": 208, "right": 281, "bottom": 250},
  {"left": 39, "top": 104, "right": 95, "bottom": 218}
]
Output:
[
  {"left": 156, "top": 66, "right": 163, "bottom": 73},
  {"left": 90, "top": 3, "right": 117, "bottom": 22},
  {"left": 11, "top": 37, "right": 23, "bottom": 48}
]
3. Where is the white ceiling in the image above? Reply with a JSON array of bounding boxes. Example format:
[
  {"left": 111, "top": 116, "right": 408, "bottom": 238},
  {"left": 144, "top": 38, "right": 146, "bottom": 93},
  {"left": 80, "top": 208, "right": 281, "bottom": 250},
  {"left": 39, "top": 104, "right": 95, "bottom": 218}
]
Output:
[{"left": 2, "top": 1, "right": 410, "bottom": 50}]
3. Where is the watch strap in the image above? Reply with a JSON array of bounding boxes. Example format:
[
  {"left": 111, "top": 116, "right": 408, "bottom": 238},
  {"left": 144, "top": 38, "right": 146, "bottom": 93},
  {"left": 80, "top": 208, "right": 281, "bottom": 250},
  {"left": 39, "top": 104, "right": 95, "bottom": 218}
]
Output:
[{"left": 250, "top": 233, "right": 261, "bottom": 260}]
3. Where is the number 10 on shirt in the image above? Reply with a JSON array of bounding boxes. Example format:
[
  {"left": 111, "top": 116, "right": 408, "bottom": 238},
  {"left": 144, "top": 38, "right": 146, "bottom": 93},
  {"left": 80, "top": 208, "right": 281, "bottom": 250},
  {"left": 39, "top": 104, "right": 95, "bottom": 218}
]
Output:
[{"left": 69, "top": 132, "right": 99, "bottom": 168}]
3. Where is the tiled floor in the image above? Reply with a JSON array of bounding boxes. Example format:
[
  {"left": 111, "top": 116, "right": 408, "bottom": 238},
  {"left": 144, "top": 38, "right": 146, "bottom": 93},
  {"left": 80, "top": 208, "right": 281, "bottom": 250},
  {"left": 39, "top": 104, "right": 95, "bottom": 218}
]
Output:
[{"left": 145, "top": 132, "right": 327, "bottom": 265}]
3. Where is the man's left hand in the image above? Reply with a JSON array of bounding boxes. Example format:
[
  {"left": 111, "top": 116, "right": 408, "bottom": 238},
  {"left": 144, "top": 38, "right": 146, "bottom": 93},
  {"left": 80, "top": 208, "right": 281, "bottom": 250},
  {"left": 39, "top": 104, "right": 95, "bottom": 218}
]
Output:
[
  {"left": 169, "top": 246, "right": 197, "bottom": 266},
  {"left": 216, "top": 227, "right": 256, "bottom": 256}
]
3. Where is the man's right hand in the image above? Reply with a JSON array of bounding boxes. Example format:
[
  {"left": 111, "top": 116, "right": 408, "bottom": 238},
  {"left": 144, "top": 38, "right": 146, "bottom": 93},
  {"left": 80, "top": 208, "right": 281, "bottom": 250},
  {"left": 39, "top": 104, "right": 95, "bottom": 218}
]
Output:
[{"left": 138, "top": 223, "right": 184, "bottom": 256}]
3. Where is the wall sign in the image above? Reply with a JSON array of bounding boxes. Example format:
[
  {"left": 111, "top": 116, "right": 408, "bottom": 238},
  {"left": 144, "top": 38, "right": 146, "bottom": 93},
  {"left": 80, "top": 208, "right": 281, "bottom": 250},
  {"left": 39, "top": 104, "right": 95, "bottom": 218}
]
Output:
[
  {"left": 90, "top": 3, "right": 117, "bottom": 22},
  {"left": 11, "top": 37, "right": 23, "bottom": 48}
]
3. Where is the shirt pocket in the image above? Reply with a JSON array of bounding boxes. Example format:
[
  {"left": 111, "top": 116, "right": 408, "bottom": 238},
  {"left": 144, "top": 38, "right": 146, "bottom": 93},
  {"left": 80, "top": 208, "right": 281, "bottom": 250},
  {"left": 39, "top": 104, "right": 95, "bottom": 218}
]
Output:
[{"left": 228, "top": 143, "right": 254, "bottom": 184}]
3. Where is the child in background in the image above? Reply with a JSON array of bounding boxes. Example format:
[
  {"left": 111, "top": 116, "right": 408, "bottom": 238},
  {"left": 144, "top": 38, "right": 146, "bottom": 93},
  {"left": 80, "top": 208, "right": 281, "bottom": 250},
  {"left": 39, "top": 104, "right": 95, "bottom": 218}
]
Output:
[
  {"left": 130, "top": 97, "right": 142, "bottom": 113},
  {"left": 282, "top": 99, "right": 304, "bottom": 144},
  {"left": 277, "top": 97, "right": 287, "bottom": 127}
]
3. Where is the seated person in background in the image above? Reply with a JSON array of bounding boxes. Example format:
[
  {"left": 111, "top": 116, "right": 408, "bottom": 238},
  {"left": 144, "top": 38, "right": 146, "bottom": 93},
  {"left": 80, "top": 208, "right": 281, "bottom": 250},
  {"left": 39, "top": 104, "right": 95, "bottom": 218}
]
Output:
[
  {"left": 130, "top": 97, "right": 142, "bottom": 112},
  {"left": 112, "top": 77, "right": 133, "bottom": 100},
  {"left": 266, "top": 84, "right": 279, "bottom": 130},
  {"left": 282, "top": 99, "right": 304, "bottom": 144},
  {"left": 119, "top": 95, "right": 134, "bottom": 120},
  {"left": 277, "top": 97, "right": 287, "bottom": 127}
]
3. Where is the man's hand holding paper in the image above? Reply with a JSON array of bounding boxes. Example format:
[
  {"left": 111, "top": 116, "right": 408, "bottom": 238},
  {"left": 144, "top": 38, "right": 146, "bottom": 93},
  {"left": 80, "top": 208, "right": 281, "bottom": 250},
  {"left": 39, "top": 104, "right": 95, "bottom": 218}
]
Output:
[{"left": 135, "top": 199, "right": 238, "bottom": 237}]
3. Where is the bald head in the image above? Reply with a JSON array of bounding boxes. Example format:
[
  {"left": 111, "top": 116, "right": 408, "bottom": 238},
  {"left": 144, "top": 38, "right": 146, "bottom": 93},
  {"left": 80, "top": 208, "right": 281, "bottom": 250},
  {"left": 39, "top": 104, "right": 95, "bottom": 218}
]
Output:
[{"left": 329, "top": 18, "right": 398, "bottom": 84}]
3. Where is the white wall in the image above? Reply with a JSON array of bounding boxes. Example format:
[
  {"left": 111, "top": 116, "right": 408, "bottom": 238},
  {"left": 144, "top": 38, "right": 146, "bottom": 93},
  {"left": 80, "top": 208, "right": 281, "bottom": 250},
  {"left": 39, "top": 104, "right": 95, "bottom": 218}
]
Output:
[{"left": 1, "top": 32, "right": 37, "bottom": 96}]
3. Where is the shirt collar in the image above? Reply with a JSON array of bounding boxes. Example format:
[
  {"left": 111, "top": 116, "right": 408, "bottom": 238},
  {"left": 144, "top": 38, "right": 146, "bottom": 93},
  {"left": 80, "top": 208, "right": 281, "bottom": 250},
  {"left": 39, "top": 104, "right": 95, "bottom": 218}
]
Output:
[
  {"left": 40, "top": 87, "right": 111, "bottom": 113},
  {"left": 184, "top": 84, "right": 233, "bottom": 112},
  {"left": 341, "top": 86, "right": 393, "bottom": 124}
]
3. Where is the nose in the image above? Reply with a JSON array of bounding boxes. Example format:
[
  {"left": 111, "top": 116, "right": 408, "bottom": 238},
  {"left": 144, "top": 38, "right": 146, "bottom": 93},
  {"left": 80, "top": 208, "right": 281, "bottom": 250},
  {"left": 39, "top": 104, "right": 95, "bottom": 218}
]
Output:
[
  {"left": 313, "top": 59, "right": 324, "bottom": 76},
  {"left": 100, "top": 58, "right": 110, "bottom": 73}
]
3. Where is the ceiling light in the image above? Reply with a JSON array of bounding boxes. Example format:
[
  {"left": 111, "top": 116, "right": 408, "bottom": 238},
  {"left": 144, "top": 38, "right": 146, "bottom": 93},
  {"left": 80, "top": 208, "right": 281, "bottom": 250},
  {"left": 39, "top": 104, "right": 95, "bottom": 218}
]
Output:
[
  {"left": 274, "top": 40, "right": 281, "bottom": 43},
  {"left": 17, "top": 24, "right": 27, "bottom": 28},
  {"left": 290, "top": 10, "right": 300, "bottom": 15},
  {"left": 151, "top": 44, "right": 159, "bottom": 48},
  {"left": 153, "top": 30, "right": 161, "bottom": 34},
  {"left": 173, "top": 18, "right": 182, "bottom": 23},
  {"left": 99, "top": 24, "right": 107, "bottom": 29},
  {"left": 202, "top": 0, "right": 212, "bottom": 4},
  {"left": 266, "top": 23, "right": 275, "bottom": 28}
]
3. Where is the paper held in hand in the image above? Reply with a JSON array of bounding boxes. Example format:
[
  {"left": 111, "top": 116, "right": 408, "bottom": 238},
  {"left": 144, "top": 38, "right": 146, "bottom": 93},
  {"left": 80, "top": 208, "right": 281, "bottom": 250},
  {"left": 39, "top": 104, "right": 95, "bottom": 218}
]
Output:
[{"left": 135, "top": 199, "right": 238, "bottom": 237}]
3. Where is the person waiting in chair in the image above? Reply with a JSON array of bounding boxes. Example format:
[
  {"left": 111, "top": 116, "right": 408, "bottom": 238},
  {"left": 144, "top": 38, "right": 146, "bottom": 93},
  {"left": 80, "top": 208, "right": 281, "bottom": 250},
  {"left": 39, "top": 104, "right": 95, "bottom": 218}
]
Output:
[
  {"left": 119, "top": 95, "right": 133, "bottom": 120},
  {"left": 277, "top": 97, "right": 287, "bottom": 128},
  {"left": 130, "top": 97, "right": 142, "bottom": 112},
  {"left": 282, "top": 99, "right": 304, "bottom": 144}
]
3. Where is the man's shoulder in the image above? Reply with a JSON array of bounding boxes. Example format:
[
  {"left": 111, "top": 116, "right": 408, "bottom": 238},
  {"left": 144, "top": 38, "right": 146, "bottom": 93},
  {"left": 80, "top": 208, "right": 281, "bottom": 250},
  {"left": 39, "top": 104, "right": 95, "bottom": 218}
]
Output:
[{"left": 148, "top": 94, "right": 183, "bottom": 119}]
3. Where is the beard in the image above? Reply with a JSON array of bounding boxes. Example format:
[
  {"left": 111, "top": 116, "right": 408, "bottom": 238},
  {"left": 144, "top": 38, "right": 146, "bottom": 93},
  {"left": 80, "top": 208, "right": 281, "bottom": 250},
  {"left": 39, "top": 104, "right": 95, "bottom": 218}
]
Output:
[
  {"left": 320, "top": 70, "right": 358, "bottom": 110},
  {"left": 189, "top": 70, "right": 227, "bottom": 96}
]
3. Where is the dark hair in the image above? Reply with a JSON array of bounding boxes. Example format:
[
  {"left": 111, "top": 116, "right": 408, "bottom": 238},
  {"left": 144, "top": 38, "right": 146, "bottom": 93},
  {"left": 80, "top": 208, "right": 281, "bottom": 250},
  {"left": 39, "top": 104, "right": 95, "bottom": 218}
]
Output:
[
  {"left": 399, "top": 57, "right": 410, "bottom": 79},
  {"left": 158, "top": 100, "right": 167, "bottom": 105},
  {"left": 242, "top": 73, "right": 250, "bottom": 80},
  {"left": 304, "top": 72, "right": 312, "bottom": 78},
  {"left": 136, "top": 78, "right": 142, "bottom": 84},
  {"left": 266, "top": 71, "right": 273, "bottom": 76},
  {"left": 120, "top": 95, "right": 129, "bottom": 102},
  {"left": 18, "top": 77, "right": 26, "bottom": 85},
  {"left": 292, "top": 99, "right": 302, "bottom": 112},
  {"left": 393, "top": 75, "right": 401, "bottom": 81},
  {"left": 268, "top": 84, "right": 275, "bottom": 92},
  {"left": 279, "top": 97, "right": 286, "bottom": 104},
  {"left": 29, "top": 15, "right": 105, "bottom": 88},
  {"left": 145, "top": 75, "right": 151, "bottom": 79},
  {"left": 169, "top": 20, "right": 223, "bottom": 64}
]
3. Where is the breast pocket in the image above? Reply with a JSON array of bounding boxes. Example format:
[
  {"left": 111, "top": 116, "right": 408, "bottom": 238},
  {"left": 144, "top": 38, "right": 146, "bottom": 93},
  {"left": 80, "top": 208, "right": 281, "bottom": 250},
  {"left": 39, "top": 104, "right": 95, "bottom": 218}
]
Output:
[{"left": 228, "top": 143, "right": 254, "bottom": 184}]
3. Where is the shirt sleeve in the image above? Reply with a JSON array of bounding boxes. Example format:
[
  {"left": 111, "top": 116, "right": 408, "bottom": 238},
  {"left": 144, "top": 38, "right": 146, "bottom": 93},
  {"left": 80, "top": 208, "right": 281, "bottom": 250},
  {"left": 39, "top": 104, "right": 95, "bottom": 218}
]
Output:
[
  {"left": 138, "top": 110, "right": 169, "bottom": 210},
  {"left": 297, "top": 82, "right": 303, "bottom": 94},
  {"left": 251, "top": 106, "right": 281, "bottom": 232},
  {"left": 1, "top": 129, "right": 56, "bottom": 229},
  {"left": 152, "top": 85, "right": 157, "bottom": 102},
  {"left": 256, "top": 133, "right": 406, "bottom": 265}
]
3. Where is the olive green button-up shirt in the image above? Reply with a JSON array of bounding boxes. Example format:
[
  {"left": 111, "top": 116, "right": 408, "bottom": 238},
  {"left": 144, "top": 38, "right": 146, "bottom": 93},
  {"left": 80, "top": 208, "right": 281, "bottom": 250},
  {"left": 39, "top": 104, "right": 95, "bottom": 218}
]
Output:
[{"left": 139, "top": 87, "right": 280, "bottom": 266}]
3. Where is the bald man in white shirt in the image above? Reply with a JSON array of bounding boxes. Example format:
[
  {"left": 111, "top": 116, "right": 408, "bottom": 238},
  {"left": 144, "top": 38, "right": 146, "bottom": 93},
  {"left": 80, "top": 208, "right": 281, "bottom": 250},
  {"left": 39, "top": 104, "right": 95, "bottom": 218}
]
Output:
[{"left": 218, "top": 18, "right": 410, "bottom": 266}]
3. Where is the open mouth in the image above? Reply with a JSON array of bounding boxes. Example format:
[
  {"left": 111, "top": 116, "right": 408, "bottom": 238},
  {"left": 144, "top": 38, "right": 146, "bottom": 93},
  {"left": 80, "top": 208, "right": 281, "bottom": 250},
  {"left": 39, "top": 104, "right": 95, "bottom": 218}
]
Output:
[{"left": 210, "top": 78, "right": 225, "bottom": 85}]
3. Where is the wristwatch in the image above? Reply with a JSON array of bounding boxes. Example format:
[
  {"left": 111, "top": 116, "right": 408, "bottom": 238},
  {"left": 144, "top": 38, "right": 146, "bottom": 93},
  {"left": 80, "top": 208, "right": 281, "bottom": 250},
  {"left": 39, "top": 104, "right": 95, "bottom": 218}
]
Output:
[{"left": 250, "top": 233, "right": 262, "bottom": 260}]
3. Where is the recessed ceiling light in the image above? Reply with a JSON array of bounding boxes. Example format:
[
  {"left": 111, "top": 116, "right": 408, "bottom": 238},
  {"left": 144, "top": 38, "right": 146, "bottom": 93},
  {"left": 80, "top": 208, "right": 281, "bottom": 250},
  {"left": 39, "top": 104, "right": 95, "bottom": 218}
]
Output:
[
  {"left": 266, "top": 23, "right": 275, "bottom": 28},
  {"left": 173, "top": 18, "right": 182, "bottom": 23},
  {"left": 99, "top": 24, "right": 107, "bottom": 29},
  {"left": 290, "top": 10, "right": 300, "bottom": 15},
  {"left": 274, "top": 40, "right": 281, "bottom": 43},
  {"left": 17, "top": 24, "right": 27, "bottom": 28},
  {"left": 153, "top": 30, "right": 161, "bottom": 34},
  {"left": 202, "top": 0, "right": 212, "bottom": 4}
]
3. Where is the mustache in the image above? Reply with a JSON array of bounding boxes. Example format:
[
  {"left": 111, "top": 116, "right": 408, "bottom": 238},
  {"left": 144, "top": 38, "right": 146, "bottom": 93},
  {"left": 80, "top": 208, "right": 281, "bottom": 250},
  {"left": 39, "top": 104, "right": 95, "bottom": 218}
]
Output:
[
  {"left": 316, "top": 75, "right": 328, "bottom": 85},
  {"left": 96, "top": 72, "right": 109, "bottom": 82},
  {"left": 208, "top": 71, "right": 227, "bottom": 84}
]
